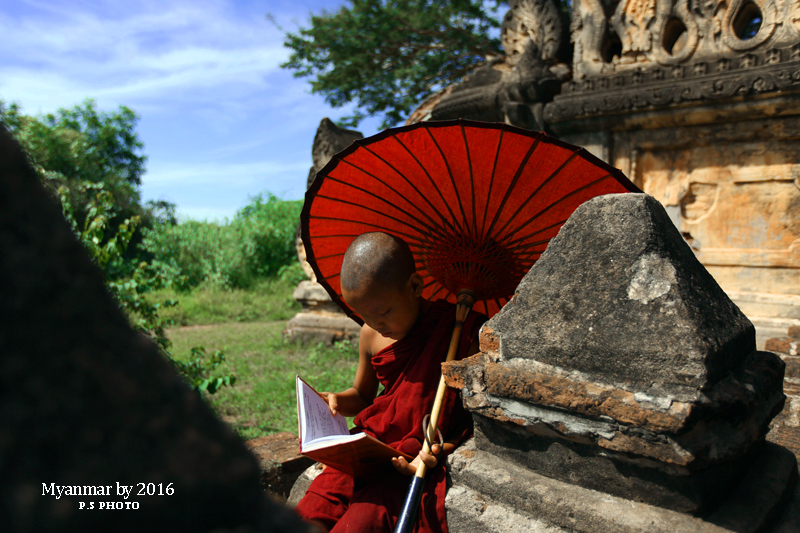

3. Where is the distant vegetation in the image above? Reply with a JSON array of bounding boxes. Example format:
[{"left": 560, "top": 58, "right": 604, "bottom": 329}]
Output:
[{"left": 142, "top": 193, "right": 305, "bottom": 291}]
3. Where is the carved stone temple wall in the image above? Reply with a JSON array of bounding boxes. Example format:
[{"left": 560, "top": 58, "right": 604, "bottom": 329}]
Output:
[
  {"left": 407, "top": 0, "right": 800, "bottom": 347},
  {"left": 544, "top": 0, "right": 800, "bottom": 344}
]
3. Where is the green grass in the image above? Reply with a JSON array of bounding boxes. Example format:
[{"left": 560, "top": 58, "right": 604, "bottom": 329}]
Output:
[
  {"left": 167, "top": 321, "right": 359, "bottom": 440},
  {"left": 148, "top": 277, "right": 301, "bottom": 326}
]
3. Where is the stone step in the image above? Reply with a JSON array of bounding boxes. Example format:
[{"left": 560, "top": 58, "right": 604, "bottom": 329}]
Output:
[
  {"left": 445, "top": 439, "right": 798, "bottom": 533},
  {"left": 446, "top": 484, "right": 570, "bottom": 533}
]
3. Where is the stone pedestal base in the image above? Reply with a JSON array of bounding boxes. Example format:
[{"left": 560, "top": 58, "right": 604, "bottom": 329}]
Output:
[
  {"left": 471, "top": 415, "right": 759, "bottom": 513},
  {"left": 445, "top": 439, "right": 799, "bottom": 533},
  {"left": 283, "top": 281, "right": 360, "bottom": 344},
  {"left": 283, "top": 311, "right": 361, "bottom": 344}
]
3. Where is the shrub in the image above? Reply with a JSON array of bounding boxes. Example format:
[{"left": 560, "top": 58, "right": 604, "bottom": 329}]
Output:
[{"left": 142, "top": 194, "right": 303, "bottom": 291}]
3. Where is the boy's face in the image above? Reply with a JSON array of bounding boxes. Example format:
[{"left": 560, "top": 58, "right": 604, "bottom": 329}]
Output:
[{"left": 343, "top": 274, "right": 424, "bottom": 341}]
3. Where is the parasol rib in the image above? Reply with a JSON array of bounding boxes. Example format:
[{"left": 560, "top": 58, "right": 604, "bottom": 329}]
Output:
[
  {"left": 483, "top": 136, "right": 542, "bottom": 238},
  {"left": 328, "top": 162, "right": 454, "bottom": 237},
  {"left": 460, "top": 123, "right": 478, "bottom": 240},
  {"left": 503, "top": 174, "right": 618, "bottom": 248},
  {"left": 344, "top": 147, "right": 461, "bottom": 236},
  {"left": 393, "top": 135, "right": 466, "bottom": 237},
  {"left": 308, "top": 217, "right": 422, "bottom": 246},
  {"left": 312, "top": 191, "right": 444, "bottom": 243},
  {"left": 493, "top": 150, "right": 582, "bottom": 241},
  {"left": 479, "top": 128, "right": 504, "bottom": 238},
  {"left": 425, "top": 127, "right": 471, "bottom": 239}
]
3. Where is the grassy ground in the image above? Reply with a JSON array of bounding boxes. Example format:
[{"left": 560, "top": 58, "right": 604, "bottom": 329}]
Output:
[
  {"left": 161, "top": 283, "right": 358, "bottom": 440},
  {"left": 149, "top": 277, "right": 301, "bottom": 326}
]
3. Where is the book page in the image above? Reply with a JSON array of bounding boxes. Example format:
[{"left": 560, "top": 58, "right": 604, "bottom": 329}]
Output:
[{"left": 297, "top": 376, "right": 350, "bottom": 448}]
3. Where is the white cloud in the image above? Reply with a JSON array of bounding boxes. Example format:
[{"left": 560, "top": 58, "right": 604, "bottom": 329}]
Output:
[{"left": 0, "top": 0, "right": 290, "bottom": 112}]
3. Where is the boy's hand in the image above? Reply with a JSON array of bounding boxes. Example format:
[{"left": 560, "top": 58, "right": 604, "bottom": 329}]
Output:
[
  {"left": 391, "top": 444, "right": 442, "bottom": 476},
  {"left": 317, "top": 391, "right": 339, "bottom": 416}
]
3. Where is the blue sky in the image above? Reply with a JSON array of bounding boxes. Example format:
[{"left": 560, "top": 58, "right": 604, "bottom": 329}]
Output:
[{"left": 1, "top": 0, "right": 383, "bottom": 220}]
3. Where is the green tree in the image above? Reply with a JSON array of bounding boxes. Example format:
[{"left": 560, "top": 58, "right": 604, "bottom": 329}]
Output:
[
  {"left": 1, "top": 99, "right": 172, "bottom": 275},
  {"left": 280, "top": 0, "right": 504, "bottom": 128},
  {"left": 2, "top": 99, "right": 231, "bottom": 394}
]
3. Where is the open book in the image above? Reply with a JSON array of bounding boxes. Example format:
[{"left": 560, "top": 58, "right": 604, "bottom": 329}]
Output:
[{"left": 296, "top": 376, "right": 412, "bottom": 477}]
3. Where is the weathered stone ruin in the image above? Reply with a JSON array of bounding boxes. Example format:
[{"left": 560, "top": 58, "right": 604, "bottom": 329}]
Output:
[
  {"left": 766, "top": 325, "right": 800, "bottom": 460},
  {"left": 284, "top": 118, "right": 362, "bottom": 344},
  {"left": 0, "top": 126, "right": 310, "bottom": 531},
  {"left": 439, "top": 193, "right": 798, "bottom": 532},
  {"left": 408, "top": 0, "right": 800, "bottom": 347}
]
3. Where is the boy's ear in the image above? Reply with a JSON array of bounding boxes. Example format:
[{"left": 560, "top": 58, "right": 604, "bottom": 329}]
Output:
[{"left": 408, "top": 273, "right": 424, "bottom": 297}]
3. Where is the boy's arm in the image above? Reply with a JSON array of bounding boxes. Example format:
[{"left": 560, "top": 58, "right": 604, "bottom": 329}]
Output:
[{"left": 318, "top": 325, "right": 380, "bottom": 417}]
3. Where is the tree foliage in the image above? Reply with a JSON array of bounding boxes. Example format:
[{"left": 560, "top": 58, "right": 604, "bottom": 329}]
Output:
[
  {"left": 1, "top": 99, "right": 145, "bottom": 207},
  {"left": 280, "top": 0, "right": 503, "bottom": 128},
  {"left": 0, "top": 99, "right": 157, "bottom": 265}
]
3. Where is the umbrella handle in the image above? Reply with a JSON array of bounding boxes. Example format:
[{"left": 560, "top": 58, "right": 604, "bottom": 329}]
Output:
[{"left": 394, "top": 289, "right": 476, "bottom": 533}]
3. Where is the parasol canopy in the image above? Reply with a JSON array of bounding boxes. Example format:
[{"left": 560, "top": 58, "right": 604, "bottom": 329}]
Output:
[{"left": 301, "top": 119, "right": 639, "bottom": 322}]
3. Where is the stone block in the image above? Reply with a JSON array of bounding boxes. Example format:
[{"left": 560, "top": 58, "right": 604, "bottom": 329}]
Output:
[
  {"left": 485, "top": 193, "right": 754, "bottom": 393},
  {"left": 293, "top": 280, "right": 335, "bottom": 305},
  {"left": 283, "top": 311, "right": 360, "bottom": 344},
  {"left": 444, "top": 193, "right": 786, "bottom": 512},
  {"left": 244, "top": 433, "right": 314, "bottom": 500},
  {"left": 766, "top": 337, "right": 800, "bottom": 357},
  {"left": 286, "top": 463, "right": 324, "bottom": 508},
  {"left": 0, "top": 127, "right": 310, "bottom": 531}
]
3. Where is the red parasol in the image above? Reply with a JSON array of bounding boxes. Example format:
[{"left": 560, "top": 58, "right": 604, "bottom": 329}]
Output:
[
  {"left": 302, "top": 119, "right": 639, "bottom": 322},
  {"left": 300, "top": 119, "right": 639, "bottom": 532}
]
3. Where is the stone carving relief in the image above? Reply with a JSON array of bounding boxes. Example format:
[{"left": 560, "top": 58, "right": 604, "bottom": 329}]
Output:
[
  {"left": 547, "top": 0, "right": 800, "bottom": 122},
  {"left": 618, "top": 129, "right": 800, "bottom": 289},
  {"left": 566, "top": 0, "right": 795, "bottom": 83},
  {"left": 679, "top": 181, "right": 719, "bottom": 221},
  {"left": 612, "top": 0, "right": 659, "bottom": 61},
  {"left": 722, "top": 0, "right": 779, "bottom": 51},
  {"left": 407, "top": 0, "right": 570, "bottom": 130}
]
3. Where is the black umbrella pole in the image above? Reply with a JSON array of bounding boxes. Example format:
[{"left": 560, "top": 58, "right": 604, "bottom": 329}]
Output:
[{"left": 393, "top": 290, "right": 476, "bottom": 533}]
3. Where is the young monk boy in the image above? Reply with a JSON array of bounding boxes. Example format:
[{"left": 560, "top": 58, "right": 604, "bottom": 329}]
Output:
[{"left": 295, "top": 232, "right": 486, "bottom": 533}]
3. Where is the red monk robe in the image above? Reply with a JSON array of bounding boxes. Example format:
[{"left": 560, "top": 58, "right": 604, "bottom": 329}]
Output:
[{"left": 295, "top": 299, "right": 486, "bottom": 533}]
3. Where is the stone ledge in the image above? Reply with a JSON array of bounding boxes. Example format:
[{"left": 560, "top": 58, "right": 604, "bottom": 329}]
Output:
[
  {"left": 446, "top": 440, "right": 798, "bottom": 533},
  {"left": 445, "top": 349, "right": 786, "bottom": 471},
  {"left": 446, "top": 485, "right": 570, "bottom": 533}
]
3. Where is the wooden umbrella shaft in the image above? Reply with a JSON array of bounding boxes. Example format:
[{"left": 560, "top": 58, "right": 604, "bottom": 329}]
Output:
[
  {"left": 394, "top": 289, "right": 476, "bottom": 533},
  {"left": 415, "top": 293, "right": 473, "bottom": 479}
]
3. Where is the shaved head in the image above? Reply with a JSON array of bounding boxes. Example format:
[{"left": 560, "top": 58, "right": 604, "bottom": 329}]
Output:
[{"left": 340, "top": 232, "right": 416, "bottom": 294}]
